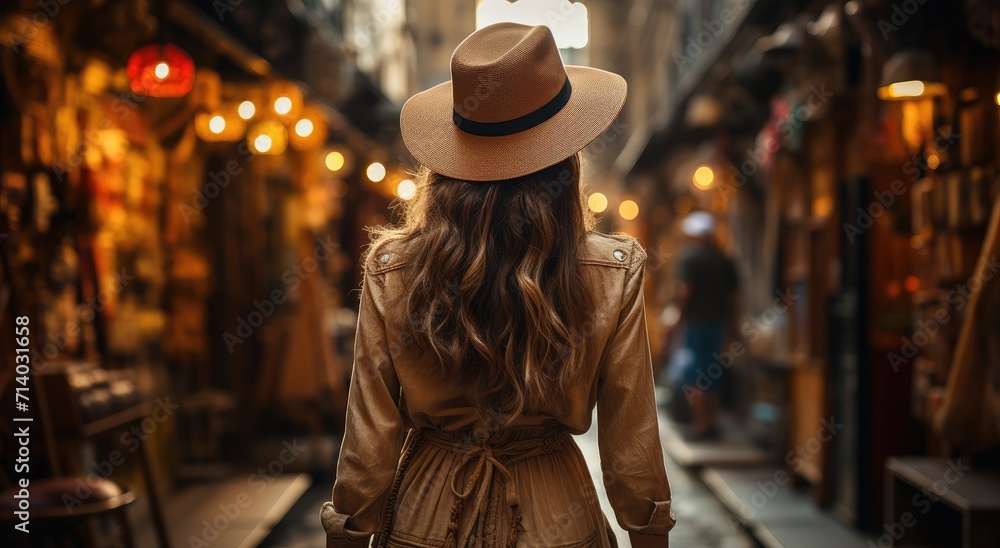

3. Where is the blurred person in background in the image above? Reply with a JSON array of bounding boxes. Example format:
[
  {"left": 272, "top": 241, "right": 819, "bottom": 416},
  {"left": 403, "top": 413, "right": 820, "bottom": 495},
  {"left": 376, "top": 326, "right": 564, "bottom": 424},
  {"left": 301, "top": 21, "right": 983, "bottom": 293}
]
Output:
[
  {"left": 670, "top": 211, "right": 740, "bottom": 440},
  {"left": 321, "top": 23, "right": 675, "bottom": 548}
]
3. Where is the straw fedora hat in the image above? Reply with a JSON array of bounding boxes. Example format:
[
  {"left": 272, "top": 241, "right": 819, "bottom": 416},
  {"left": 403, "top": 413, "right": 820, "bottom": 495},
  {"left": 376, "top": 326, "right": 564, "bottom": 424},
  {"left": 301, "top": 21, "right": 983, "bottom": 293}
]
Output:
[{"left": 400, "top": 22, "right": 627, "bottom": 182}]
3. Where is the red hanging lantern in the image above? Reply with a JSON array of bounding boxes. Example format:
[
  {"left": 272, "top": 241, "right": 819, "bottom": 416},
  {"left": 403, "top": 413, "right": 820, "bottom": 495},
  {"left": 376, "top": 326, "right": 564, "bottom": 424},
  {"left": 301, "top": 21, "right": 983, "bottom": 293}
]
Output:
[{"left": 126, "top": 44, "right": 195, "bottom": 98}]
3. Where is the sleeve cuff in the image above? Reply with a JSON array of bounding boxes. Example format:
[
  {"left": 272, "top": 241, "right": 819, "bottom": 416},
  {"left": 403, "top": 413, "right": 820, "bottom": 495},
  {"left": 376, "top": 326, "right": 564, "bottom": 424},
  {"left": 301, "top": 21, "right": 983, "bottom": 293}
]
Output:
[
  {"left": 636, "top": 499, "right": 677, "bottom": 534},
  {"left": 320, "top": 501, "right": 373, "bottom": 548}
]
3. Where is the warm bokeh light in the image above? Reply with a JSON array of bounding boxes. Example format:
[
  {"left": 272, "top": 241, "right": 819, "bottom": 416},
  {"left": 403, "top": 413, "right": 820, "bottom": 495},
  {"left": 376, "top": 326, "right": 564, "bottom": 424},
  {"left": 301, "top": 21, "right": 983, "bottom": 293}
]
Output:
[
  {"left": 904, "top": 275, "right": 921, "bottom": 293},
  {"left": 247, "top": 120, "right": 287, "bottom": 155},
  {"left": 886, "top": 280, "right": 902, "bottom": 298},
  {"left": 619, "top": 199, "right": 639, "bottom": 220},
  {"left": 877, "top": 80, "right": 947, "bottom": 100},
  {"left": 397, "top": 179, "right": 417, "bottom": 200},
  {"left": 366, "top": 162, "right": 386, "bottom": 183},
  {"left": 588, "top": 192, "right": 608, "bottom": 213},
  {"left": 126, "top": 44, "right": 195, "bottom": 98},
  {"left": 693, "top": 165, "right": 715, "bottom": 189},
  {"left": 325, "top": 151, "right": 345, "bottom": 172},
  {"left": 995, "top": 91, "right": 1000, "bottom": 106},
  {"left": 294, "top": 119, "right": 314, "bottom": 137},
  {"left": 927, "top": 153, "right": 940, "bottom": 170},
  {"left": 254, "top": 135, "right": 272, "bottom": 153},
  {"left": 268, "top": 82, "right": 304, "bottom": 119},
  {"left": 238, "top": 100, "right": 256, "bottom": 120},
  {"left": 208, "top": 115, "right": 226, "bottom": 134},
  {"left": 195, "top": 112, "right": 244, "bottom": 142},
  {"left": 889, "top": 80, "right": 923, "bottom": 97},
  {"left": 154, "top": 62, "right": 169, "bottom": 79},
  {"left": 813, "top": 196, "right": 833, "bottom": 217},
  {"left": 288, "top": 104, "right": 327, "bottom": 150},
  {"left": 274, "top": 96, "right": 293, "bottom": 115}
]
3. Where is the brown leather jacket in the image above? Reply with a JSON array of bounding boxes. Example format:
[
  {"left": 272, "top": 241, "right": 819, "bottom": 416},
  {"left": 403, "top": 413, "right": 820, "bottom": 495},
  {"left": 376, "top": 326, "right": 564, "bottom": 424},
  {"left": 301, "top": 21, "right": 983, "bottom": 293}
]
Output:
[{"left": 321, "top": 231, "right": 676, "bottom": 547}]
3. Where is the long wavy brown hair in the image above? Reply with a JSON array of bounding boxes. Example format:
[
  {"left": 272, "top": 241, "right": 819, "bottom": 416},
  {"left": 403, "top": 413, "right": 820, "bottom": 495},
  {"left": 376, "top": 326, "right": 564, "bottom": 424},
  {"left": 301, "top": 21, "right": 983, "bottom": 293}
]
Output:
[{"left": 366, "top": 153, "right": 596, "bottom": 425}]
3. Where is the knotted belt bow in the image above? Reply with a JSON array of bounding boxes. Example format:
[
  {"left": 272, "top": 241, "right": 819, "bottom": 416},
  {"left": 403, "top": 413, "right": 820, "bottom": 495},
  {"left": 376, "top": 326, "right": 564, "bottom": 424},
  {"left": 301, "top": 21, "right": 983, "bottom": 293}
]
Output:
[{"left": 424, "top": 427, "right": 568, "bottom": 548}]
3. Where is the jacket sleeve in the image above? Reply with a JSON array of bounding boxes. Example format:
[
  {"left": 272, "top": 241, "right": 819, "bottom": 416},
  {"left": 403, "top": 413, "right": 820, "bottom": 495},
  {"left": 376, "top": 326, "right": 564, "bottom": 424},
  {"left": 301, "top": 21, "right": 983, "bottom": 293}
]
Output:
[
  {"left": 321, "top": 269, "right": 405, "bottom": 547},
  {"left": 596, "top": 241, "right": 677, "bottom": 537}
]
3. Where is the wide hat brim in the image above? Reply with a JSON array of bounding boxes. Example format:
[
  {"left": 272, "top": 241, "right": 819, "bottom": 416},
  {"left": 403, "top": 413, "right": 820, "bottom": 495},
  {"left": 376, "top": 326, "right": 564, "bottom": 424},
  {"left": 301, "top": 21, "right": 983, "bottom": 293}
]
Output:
[{"left": 400, "top": 65, "right": 627, "bottom": 182}]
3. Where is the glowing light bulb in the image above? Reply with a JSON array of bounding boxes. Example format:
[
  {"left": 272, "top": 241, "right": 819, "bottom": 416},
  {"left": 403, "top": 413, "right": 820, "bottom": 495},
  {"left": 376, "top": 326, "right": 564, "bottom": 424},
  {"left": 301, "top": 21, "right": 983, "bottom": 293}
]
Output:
[
  {"left": 366, "top": 162, "right": 386, "bottom": 183},
  {"left": 208, "top": 115, "right": 226, "bottom": 134},
  {"left": 887, "top": 80, "right": 925, "bottom": 98},
  {"left": 397, "top": 179, "right": 416, "bottom": 200},
  {"left": 154, "top": 62, "right": 170, "bottom": 79},
  {"left": 325, "top": 151, "right": 345, "bottom": 172},
  {"left": 588, "top": 192, "right": 608, "bottom": 213},
  {"left": 238, "top": 101, "right": 256, "bottom": 120},
  {"left": 693, "top": 165, "right": 715, "bottom": 189},
  {"left": 295, "top": 119, "right": 314, "bottom": 137},
  {"left": 619, "top": 200, "right": 639, "bottom": 220},
  {"left": 254, "top": 134, "right": 272, "bottom": 153},
  {"left": 274, "top": 96, "right": 292, "bottom": 115}
]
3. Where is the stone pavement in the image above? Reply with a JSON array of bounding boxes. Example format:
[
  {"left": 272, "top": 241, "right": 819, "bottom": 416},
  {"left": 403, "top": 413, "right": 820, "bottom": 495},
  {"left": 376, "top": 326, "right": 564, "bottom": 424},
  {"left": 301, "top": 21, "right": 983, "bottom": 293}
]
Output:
[{"left": 573, "top": 409, "right": 757, "bottom": 548}]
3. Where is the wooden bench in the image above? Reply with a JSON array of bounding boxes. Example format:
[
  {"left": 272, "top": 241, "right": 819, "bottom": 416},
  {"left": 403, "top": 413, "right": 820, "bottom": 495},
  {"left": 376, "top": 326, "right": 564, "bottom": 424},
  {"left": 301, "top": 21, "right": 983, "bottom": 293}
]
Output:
[{"left": 885, "top": 457, "right": 1000, "bottom": 548}]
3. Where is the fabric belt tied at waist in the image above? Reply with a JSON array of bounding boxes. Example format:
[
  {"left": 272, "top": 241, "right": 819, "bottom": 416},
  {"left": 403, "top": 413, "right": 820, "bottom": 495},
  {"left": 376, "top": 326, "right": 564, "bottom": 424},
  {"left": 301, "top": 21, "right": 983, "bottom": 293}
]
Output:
[{"left": 422, "top": 427, "right": 569, "bottom": 548}]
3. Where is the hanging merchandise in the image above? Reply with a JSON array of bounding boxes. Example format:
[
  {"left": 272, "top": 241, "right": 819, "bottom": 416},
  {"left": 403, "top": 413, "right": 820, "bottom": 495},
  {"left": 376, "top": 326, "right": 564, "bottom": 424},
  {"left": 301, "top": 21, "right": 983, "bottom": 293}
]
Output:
[
  {"left": 126, "top": 43, "right": 195, "bottom": 98},
  {"left": 0, "top": 14, "right": 63, "bottom": 170},
  {"left": 0, "top": 13, "right": 62, "bottom": 66},
  {"left": 32, "top": 173, "right": 58, "bottom": 233}
]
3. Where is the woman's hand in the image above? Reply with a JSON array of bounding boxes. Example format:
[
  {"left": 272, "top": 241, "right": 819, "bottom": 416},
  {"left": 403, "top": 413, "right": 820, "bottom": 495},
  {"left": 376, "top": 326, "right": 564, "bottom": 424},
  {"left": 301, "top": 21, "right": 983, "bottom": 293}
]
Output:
[{"left": 629, "top": 531, "right": 669, "bottom": 548}]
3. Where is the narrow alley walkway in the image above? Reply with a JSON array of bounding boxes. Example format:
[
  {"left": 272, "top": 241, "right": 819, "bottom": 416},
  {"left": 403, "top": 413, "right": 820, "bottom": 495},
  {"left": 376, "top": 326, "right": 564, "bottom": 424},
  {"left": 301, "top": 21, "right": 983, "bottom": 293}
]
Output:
[{"left": 573, "top": 409, "right": 757, "bottom": 548}]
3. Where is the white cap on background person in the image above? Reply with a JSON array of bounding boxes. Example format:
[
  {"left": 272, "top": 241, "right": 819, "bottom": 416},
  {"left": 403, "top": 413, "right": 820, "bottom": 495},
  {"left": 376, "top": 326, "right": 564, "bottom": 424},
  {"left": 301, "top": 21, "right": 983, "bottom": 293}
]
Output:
[{"left": 681, "top": 211, "right": 716, "bottom": 238}]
